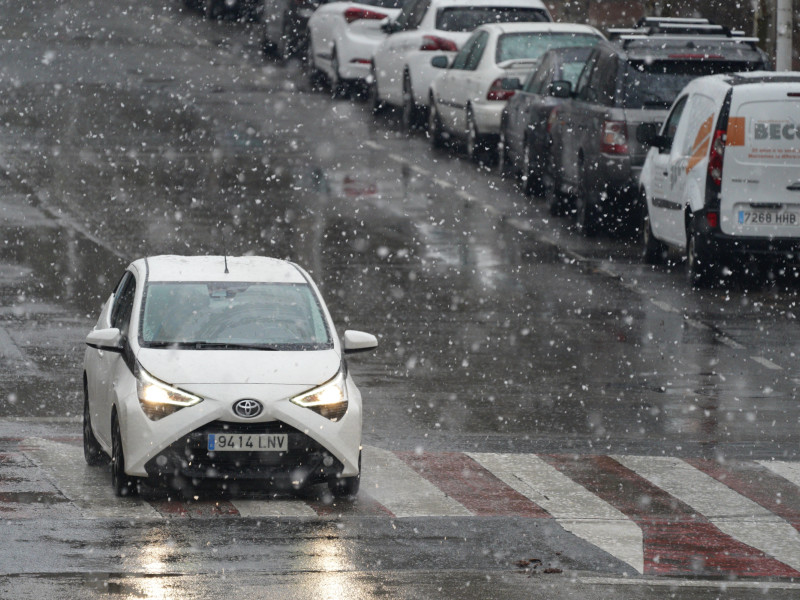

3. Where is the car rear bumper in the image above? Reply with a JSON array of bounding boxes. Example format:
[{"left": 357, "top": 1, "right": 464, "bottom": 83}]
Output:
[
  {"left": 695, "top": 217, "right": 800, "bottom": 261},
  {"left": 471, "top": 101, "right": 505, "bottom": 135}
]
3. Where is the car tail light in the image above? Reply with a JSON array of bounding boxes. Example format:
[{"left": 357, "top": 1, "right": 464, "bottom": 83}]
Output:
[
  {"left": 344, "top": 7, "right": 387, "bottom": 23},
  {"left": 707, "top": 129, "right": 726, "bottom": 186},
  {"left": 420, "top": 35, "right": 458, "bottom": 52},
  {"left": 600, "top": 120, "right": 628, "bottom": 155},
  {"left": 486, "top": 78, "right": 515, "bottom": 101},
  {"left": 705, "top": 210, "right": 719, "bottom": 229},
  {"left": 546, "top": 107, "right": 559, "bottom": 134}
]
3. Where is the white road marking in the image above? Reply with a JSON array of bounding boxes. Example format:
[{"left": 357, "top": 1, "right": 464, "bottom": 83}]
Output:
[
  {"left": 717, "top": 336, "right": 745, "bottom": 349},
  {"left": 433, "top": 179, "right": 454, "bottom": 189},
  {"left": 22, "top": 437, "right": 160, "bottom": 519},
  {"left": 388, "top": 153, "right": 405, "bottom": 163},
  {"left": 361, "top": 446, "right": 471, "bottom": 518},
  {"left": 649, "top": 300, "right": 679, "bottom": 314},
  {"left": 456, "top": 190, "right": 475, "bottom": 202},
  {"left": 751, "top": 356, "right": 783, "bottom": 370},
  {"left": 361, "top": 140, "right": 383, "bottom": 150},
  {"left": 614, "top": 455, "right": 800, "bottom": 571},
  {"left": 469, "top": 452, "right": 644, "bottom": 574},
  {"left": 409, "top": 165, "right": 430, "bottom": 176},
  {"left": 758, "top": 460, "right": 800, "bottom": 488},
  {"left": 232, "top": 499, "right": 317, "bottom": 518}
]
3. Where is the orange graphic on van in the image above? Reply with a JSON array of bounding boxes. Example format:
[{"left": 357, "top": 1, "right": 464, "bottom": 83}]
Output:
[
  {"left": 726, "top": 117, "right": 745, "bottom": 146},
  {"left": 686, "top": 115, "right": 713, "bottom": 174}
]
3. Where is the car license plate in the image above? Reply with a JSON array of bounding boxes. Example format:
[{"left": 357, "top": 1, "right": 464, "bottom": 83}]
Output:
[
  {"left": 738, "top": 209, "right": 800, "bottom": 226},
  {"left": 207, "top": 433, "right": 288, "bottom": 452}
]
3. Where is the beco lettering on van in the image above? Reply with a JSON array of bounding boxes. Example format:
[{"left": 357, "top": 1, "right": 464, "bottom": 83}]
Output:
[{"left": 754, "top": 122, "right": 800, "bottom": 140}]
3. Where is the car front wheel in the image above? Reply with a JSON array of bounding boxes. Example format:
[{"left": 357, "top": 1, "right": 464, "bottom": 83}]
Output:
[
  {"left": 83, "top": 381, "right": 107, "bottom": 466},
  {"left": 641, "top": 197, "right": 668, "bottom": 264},
  {"left": 687, "top": 218, "right": 717, "bottom": 287},
  {"left": 111, "top": 412, "right": 138, "bottom": 497},
  {"left": 328, "top": 452, "right": 360, "bottom": 498}
]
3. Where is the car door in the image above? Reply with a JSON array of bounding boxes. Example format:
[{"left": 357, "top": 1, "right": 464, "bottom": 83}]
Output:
[
  {"left": 558, "top": 49, "right": 598, "bottom": 190},
  {"left": 435, "top": 31, "right": 479, "bottom": 131},
  {"left": 92, "top": 271, "right": 137, "bottom": 446},
  {"left": 375, "top": 0, "right": 430, "bottom": 104},
  {"left": 646, "top": 94, "right": 689, "bottom": 245},
  {"left": 505, "top": 62, "right": 546, "bottom": 163},
  {"left": 457, "top": 30, "right": 489, "bottom": 133}
]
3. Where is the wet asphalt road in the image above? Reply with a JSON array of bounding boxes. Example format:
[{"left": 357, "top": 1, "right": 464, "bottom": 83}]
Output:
[{"left": 2, "top": 0, "right": 800, "bottom": 597}]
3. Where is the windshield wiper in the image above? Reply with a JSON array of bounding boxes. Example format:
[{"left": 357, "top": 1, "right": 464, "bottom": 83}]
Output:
[{"left": 191, "top": 342, "right": 280, "bottom": 351}]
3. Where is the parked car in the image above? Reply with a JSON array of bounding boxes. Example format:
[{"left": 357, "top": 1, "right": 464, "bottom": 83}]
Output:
[
  {"left": 369, "top": 0, "right": 551, "bottom": 132},
  {"left": 428, "top": 23, "right": 602, "bottom": 163},
  {"left": 185, "top": 0, "right": 262, "bottom": 20},
  {"left": 83, "top": 255, "right": 378, "bottom": 497},
  {"left": 638, "top": 72, "right": 800, "bottom": 286},
  {"left": 498, "top": 44, "right": 601, "bottom": 197},
  {"left": 546, "top": 17, "right": 769, "bottom": 236},
  {"left": 262, "top": 0, "right": 324, "bottom": 59},
  {"left": 307, "top": 0, "right": 406, "bottom": 95}
]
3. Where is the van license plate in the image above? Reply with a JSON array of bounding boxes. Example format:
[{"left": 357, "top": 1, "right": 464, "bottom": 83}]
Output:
[
  {"left": 207, "top": 433, "right": 288, "bottom": 452},
  {"left": 738, "top": 210, "right": 799, "bottom": 226}
]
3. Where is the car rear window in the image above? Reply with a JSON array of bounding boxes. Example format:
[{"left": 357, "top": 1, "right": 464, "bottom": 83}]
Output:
[
  {"left": 141, "top": 282, "right": 331, "bottom": 349},
  {"left": 362, "top": 0, "right": 404, "bottom": 8},
  {"left": 619, "top": 60, "right": 757, "bottom": 109},
  {"left": 496, "top": 32, "right": 600, "bottom": 64},
  {"left": 435, "top": 7, "right": 549, "bottom": 32}
]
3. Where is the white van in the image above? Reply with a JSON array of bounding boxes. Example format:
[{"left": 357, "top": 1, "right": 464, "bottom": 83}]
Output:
[{"left": 638, "top": 72, "right": 800, "bottom": 286}]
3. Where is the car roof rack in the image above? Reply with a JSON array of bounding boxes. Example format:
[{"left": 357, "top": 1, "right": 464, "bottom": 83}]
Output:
[{"left": 608, "top": 16, "right": 753, "bottom": 45}]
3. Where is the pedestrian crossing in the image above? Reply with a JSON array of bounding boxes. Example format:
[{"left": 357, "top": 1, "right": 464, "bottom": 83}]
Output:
[{"left": 5, "top": 436, "right": 800, "bottom": 579}]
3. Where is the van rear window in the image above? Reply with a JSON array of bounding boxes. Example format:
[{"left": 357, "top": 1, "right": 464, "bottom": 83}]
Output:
[
  {"left": 620, "top": 60, "right": 756, "bottom": 109},
  {"left": 435, "top": 7, "right": 549, "bottom": 32}
]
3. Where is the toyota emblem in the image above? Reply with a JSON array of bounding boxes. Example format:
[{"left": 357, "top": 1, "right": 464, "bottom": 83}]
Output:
[{"left": 233, "top": 399, "right": 263, "bottom": 418}]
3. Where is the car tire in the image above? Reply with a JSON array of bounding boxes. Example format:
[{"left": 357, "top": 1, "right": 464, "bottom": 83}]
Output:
[
  {"left": 687, "top": 217, "right": 716, "bottom": 287},
  {"left": 543, "top": 154, "right": 566, "bottom": 216},
  {"left": 575, "top": 169, "right": 600, "bottom": 236},
  {"left": 497, "top": 125, "right": 513, "bottom": 178},
  {"left": 328, "top": 452, "right": 360, "bottom": 498},
  {"left": 466, "top": 109, "right": 494, "bottom": 166},
  {"left": 521, "top": 137, "right": 542, "bottom": 196},
  {"left": 428, "top": 97, "right": 446, "bottom": 149},
  {"left": 329, "top": 49, "right": 347, "bottom": 99},
  {"left": 203, "top": 0, "right": 222, "bottom": 19},
  {"left": 641, "top": 198, "right": 668, "bottom": 265},
  {"left": 367, "top": 66, "right": 385, "bottom": 115},
  {"left": 401, "top": 72, "right": 423, "bottom": 134},
  {"left": 275, "top": 17, "right": 294, "bottom": 61},
  {"left": 111, "top": 412, "right": 139, "bottom": 497},
  {"left": 83, "top": 381, "right": 107, "bottom": 466},
  {"left": 306, "top": 42, "right": 326, "bottom": 91}
]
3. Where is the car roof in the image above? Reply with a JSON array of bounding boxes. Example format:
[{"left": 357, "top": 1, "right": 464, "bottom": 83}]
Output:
[
  {"left": 724, "top": 71, "right": 800, "bottom": 86},
  {"left": 477, "top": 22, "right": 602, "bottom": 36},
  {"left": 594, "top": 38, "right": 767, "bottom": 64},
  {"left": 134, "top": 255, "right": 308, "bottom": 284},
  {"left": 430, "top": 0, "right": 548, "bottom": 9}
]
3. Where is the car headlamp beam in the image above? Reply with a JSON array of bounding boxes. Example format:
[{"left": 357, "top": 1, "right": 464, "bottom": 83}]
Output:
[
  {"left": 290, "top": 372, "right": 348, "bottom": 421},
  {"left": 135, "top": 363, "right": 203, "bottom": 421}
]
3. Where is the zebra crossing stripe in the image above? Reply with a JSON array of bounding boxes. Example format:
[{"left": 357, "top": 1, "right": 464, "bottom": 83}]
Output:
[
  {"left": 468, "top": 452, "right": 644, "bottom": 574},
  {"left": 21, "top": 437, "right": 160, "bottom": 519},
  {"left": 232, "top": 499, "right": 317, "bottom": 518},
  {"left": 360, "top": 446, "right": 471, "bottom": 518},
  {"left": 545, "top": 454, "right": 800, "bottom": 578},
  {"left": 759, "top": 460, "right": 800, "bottom": 492},
  {"left": 614, "top": 455, "right": 800, "bottom": 574}
]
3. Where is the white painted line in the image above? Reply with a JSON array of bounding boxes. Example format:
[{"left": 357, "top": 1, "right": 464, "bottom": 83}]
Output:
[
  {"left": 685, "top": 317, "right": 710, "bottom": 331},
  {"left": 577, "top": 576, "right": 800, "bottom": 590},
  {"left": 751, "top": 356, "right": 783, "bottom": 370},
  {"left": 469, "top": 452, "right": 643, "bottom": 574},
  {"left": 456, "top": 190, "right": 475, "bottom": 202},
  {"left": 388, "top": 153, "right": 405, "bottom": 163},
  {"left": 434, "top": 179, "right": 454, "bottom": 188},
  {"left": 232, "top": 499, "right": 317, "bottom": 518},
  {"left": 361, "top": 140, "right": 383, "bottom": 150},
  {"left": 0, "top": 327, "right": 25, "bottom": 360},
  {"left": 409, "top": 165, "right": 430, "bottom": 176},
  {"left": 22, "top": 437, "right": 160, "bottom": 520},
  {"left": 717, "top": 336, "right": 745, "bottom": 350},
  {"left": 614, "top": 455, "right": 800, "bottom": 571},
  {"left": 758, "top": 460, "right": 800, "bottom": 488},
  {"left": 361, "top": 446, "right": 471, "bottom": 518}
]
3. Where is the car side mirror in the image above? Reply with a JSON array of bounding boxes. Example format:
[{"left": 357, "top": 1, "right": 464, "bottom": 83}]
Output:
[
  {"left": 636, "top": 122, "right": 668, "bottom": 151},
  {"left": 430, "top": 55, "right": 449, "bottom": 69},
  {"left": 86, "top": 328, "right": 124, "bottom": 353},
  {"left": 501, "top": 77, "right": 522, "bottom": 91},
  {"left": 381, "top": 19, "right": 399, "bottom": 34},
  {"left": 343, "top": 330, "right": 378, "bottom": 354},
  {"left": 550, "top": 80, "right": 572, "bottom": 98}
]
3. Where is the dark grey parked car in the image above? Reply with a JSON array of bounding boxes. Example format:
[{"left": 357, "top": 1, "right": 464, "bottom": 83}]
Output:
[
  {"left": 498, "top": 45, "right": 596, "bottom": 200},
  {"left": 262, "top": 0, "right": 325, "bottom": 59},
  {"left": 185, "top": 0, "right": 263, "bottom": 20},
  {"left": 546, "top": 17, "right": 769, "bottom": 235}
]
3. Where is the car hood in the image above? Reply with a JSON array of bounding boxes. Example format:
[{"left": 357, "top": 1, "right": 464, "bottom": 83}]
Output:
[{"left": 136, "top": 347, "right": 341, "bottom": 386}]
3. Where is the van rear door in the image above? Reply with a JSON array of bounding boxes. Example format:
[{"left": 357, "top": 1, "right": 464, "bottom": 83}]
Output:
[{"left": 721, "top": 83, "right": 800, "bottom": 238}]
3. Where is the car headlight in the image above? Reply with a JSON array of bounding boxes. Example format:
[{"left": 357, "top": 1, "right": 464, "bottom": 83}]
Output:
[
  {"left": 135, "top": 363, "right": 203, "bottom": 421},
  {"left": 290, "top": 371, "right": 348, "bottom": 421}
]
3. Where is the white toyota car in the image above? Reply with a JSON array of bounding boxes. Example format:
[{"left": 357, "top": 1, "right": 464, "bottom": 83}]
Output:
[
  {"left": 307, "top": 0, "right": 406, "bottom": 95},
  {"left": 369, "top": 0, "right": 551, "bottom": 131},
  {"left": 83, "top": 255, "right": 377, "bottom": 497}
]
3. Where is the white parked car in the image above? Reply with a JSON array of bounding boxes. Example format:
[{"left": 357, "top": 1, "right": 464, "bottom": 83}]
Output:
[
  {"left": 83, "top": 255, "right": 377, "bottom": 497},
  {"left": 369, "top": 0, "right": 551, "bottom": 131},
  {"left": 638, "top": 72, "right": 800, "bottom": 286},
  {"left": 428, "top": 22, "right": 603, "bottom": 161},
  {"left": 307, "top": 0, "right": 406, "bottom": 95}
]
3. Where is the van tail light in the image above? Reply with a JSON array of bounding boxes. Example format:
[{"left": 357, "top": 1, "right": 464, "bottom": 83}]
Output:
[
  {"left": 344, "top": 7, "right": 388, "bottom": 23},
  {"left": 600, "top": 120, "right": 628, "bottom": 155},
  {"left": 420, "top": 35, "right": 458, "bottom": 52},
  {"left": 707, "top": 129, "right": 726, "bottom": 187},
  {"left": 486, "top": 78, "right": 515, "bottom": 101},
  {"left": 705, "top": 210, "right": 719, "bottom": 229}
]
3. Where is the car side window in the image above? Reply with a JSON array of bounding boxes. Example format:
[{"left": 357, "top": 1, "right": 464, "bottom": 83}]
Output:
[
  {"left": 524, "top": 56, "right": 552, "bottom": 94},
  {"left": 110, "top": 272, "right": 136, "bottom": 336},
  {"left": 406, "top": 0, "right": 429, "bottom": 30},
  {"left": 451, "top": 32, "right": 478, "bottom": 70},
  {"left": 574, "top": 51, "right": 598, "bottom": 101},
  {"left": 586, "top": 52, "right": 617, "bottom": 106},
  {"left": 660, "top": 94, "right": 689, "bottom": 151},
  {"left": 464, "top": 32, "right": 488, "bottom": 71},
  {"left": 394, "top": 0, "right": 426, "bottom": 32}
]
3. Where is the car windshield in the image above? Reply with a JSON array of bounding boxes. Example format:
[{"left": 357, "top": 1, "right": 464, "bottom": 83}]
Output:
[
  {"left": 140, "top": 281, "right": 331, "bottom": 349},
  {"left": 435, "top": 7, "right": 549, "bottom": 32},
  {"left": 620, "top": 59, "right": 756, "bottom": 109},
  {"left": 496, "top": 32, "right": 600, "bottom": 64}
]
